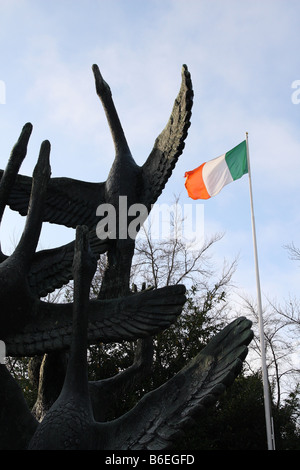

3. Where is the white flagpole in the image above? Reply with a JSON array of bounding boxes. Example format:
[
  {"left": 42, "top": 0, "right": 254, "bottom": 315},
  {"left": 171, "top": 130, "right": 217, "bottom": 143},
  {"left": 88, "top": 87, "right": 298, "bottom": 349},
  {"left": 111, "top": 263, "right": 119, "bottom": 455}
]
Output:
[{"left": 245, "top": 132, "right": 275, "bottom": 450}]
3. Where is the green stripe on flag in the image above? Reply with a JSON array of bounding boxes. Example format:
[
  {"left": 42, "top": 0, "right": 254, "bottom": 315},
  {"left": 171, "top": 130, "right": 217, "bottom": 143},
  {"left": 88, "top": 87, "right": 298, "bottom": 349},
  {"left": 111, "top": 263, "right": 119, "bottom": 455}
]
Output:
[{"left": 225, "top": 140, "right": 248, "bottom": 181}]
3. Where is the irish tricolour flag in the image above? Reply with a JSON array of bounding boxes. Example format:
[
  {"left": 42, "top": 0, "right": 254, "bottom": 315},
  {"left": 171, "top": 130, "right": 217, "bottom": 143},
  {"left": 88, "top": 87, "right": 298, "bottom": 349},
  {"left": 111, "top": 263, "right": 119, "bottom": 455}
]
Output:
[{"left": 185, "top": 140, "right": 248, "bottom": 200}]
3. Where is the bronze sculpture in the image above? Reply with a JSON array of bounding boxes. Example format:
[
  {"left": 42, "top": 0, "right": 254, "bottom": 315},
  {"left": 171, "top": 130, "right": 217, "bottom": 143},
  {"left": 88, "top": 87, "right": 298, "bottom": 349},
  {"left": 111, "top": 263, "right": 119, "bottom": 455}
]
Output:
[
  {"left": 0, "top": 226, "right": 252, "bottom": 450},
  {"left": 0, "top": 122, "right": 186, "bottom": 355},
  {"left": 1, "top": 64, "right": 193, "bottom": 299},
  {"left": 0, "top": 64, "right": 253, "bottom": 450}
]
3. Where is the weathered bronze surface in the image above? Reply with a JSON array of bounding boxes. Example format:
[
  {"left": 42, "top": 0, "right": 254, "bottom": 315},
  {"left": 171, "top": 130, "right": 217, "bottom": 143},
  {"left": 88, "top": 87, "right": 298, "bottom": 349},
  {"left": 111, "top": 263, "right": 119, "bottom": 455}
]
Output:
[{"left": 0, "top": 65, "right": 253, "bottom": 450}]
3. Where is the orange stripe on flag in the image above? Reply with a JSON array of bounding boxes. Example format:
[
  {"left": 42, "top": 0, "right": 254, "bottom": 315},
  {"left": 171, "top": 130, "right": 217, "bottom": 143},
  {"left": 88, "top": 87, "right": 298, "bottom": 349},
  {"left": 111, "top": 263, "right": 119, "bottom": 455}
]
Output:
[{"left": 184, "top": 162, "right": 210, "bottom": 200}]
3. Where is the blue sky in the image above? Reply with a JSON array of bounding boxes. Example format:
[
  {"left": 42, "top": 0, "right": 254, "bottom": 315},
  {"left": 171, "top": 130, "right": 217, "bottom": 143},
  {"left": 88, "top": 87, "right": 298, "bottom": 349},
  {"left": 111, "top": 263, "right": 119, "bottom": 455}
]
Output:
[{"left": 1, "top": 0, "right": 300, "bottom": 309}]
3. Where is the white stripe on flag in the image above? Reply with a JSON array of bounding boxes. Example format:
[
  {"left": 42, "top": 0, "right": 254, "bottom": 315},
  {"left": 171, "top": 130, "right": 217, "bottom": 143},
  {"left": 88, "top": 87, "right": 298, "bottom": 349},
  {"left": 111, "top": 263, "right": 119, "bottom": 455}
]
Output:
[{"left": 202, "top": 153, "right": 233, "bottom": 197}]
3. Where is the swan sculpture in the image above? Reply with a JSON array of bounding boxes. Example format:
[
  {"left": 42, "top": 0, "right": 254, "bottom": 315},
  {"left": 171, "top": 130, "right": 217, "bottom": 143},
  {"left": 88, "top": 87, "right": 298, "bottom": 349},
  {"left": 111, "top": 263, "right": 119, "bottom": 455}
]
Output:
[
  {"left": 0, "top": 226, "right": 253, "bottom": 450},
  {"left": 0, "top": 124, "right": 186, "bottom": 352},
  {"left": 0, "top": 64, "right": 193, "bottom": 298}
]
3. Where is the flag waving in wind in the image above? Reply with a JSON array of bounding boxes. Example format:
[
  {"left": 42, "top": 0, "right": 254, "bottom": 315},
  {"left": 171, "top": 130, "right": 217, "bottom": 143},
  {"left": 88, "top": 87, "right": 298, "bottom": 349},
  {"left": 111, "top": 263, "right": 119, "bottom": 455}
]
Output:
[
  {"left": 185, "top": 134, "right": 276, "bottom": 449},
  {"left": 185, "top": 140, "right": 248, "bottom": 200}
]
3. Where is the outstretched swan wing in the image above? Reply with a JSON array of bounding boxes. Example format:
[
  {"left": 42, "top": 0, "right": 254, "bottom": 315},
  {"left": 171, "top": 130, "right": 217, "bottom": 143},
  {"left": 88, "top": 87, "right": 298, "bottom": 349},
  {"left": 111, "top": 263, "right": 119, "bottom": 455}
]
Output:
[
  {"left": 141, "top": 65, "right": 193, "bottom": 209},
  {"left": 5, "top": 285, "right": 186, "bottom": 356},
  {"left": 0, "top": 170, "right": 105, "bottom": 229},
  {"left": 105, "top": 317, "right": 253, "bottom": 450}
]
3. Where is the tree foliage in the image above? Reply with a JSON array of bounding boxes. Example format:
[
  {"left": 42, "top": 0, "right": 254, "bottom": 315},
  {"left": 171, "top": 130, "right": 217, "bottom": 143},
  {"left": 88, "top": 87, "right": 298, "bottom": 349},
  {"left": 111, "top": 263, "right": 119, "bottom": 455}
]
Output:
[{"left": 6, "top": 207, "right": 300, "bottom": 449}]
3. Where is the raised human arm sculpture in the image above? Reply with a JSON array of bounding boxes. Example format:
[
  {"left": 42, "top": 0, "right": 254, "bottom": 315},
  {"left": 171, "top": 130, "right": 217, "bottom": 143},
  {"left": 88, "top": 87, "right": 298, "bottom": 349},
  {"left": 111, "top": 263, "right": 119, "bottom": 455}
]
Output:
[{"left": 0, "top": 64, "right": 193, "bottom": 298}]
